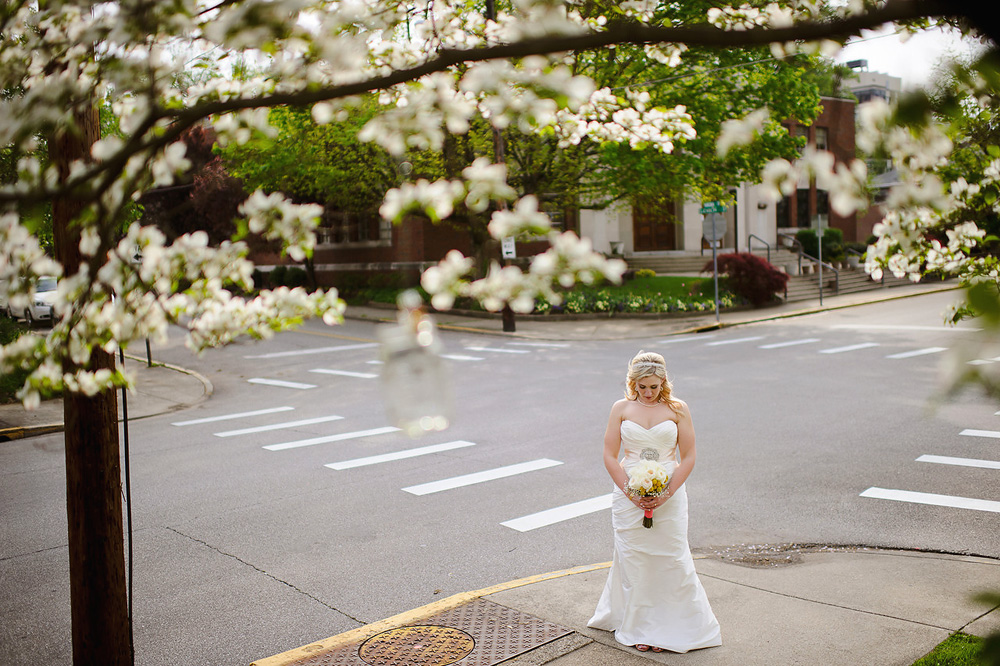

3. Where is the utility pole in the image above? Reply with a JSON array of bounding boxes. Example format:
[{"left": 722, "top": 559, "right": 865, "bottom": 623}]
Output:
[
  {"left": 52, "top": 107, "right": 132, "bottom": 666},
  {"left": 486, "top": 0, "right": 516, "bottom": 333}
]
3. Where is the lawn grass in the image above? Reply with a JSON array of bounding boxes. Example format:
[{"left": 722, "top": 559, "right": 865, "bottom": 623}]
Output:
[
  {"left": 912, "top": 633, "right": 984, "bottom": 666},
  {"left": 600, "top": 275, "right": 714, "bottom": 300}
]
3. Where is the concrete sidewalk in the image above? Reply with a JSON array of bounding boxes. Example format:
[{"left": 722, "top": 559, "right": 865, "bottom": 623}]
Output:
[
  {"left": 0, "top": 355, "right": 212, "bottom": 440},
  {"left": 253, "top": 547, "right": 1000, "bottom": 666}
]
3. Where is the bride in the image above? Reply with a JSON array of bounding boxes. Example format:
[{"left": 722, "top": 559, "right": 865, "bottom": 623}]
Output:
[{"left": 587, "top": 351, "right": 721, "bottom": 653}]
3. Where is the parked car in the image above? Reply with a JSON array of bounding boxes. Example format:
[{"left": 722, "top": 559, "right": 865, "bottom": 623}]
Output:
[{"left": 5, "top": 276, "right": 58, "bottom": 326}]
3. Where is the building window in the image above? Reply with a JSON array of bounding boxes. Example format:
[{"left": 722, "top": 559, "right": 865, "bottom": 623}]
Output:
[
  {"left": 796, "top": 189, "right": 810, "bottom": 227},
  {"left": 816, "top": 189, "right": 830, "bottom": 218},
  {"left": 815, "top": 127, "right": 829, "bottom": 151},
  {"left": 319, "top": 210, "right": 384, "bottom": 244},
  {"left": 776, "top": 196, "right": 790, "bottom": 227}
]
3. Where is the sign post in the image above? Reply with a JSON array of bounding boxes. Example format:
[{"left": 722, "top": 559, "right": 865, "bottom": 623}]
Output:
[
  {"left": 814, "top": 215, "right": 827, "bottom": 307},
  {"left": 700, "top": 202, "right": 728, "bottom": 323}
]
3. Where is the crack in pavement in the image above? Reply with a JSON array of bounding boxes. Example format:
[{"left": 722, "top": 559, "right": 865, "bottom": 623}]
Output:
[
  {"left": 697, "top": 571, "right": 957, "bottom": 631},
  {"left": 166, "top": 526, "right": 365, "bottom": 625}
]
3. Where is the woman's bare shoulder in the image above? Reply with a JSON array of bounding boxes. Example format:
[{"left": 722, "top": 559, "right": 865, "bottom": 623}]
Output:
[{"left": 671, "top": 398, "right": 691, "bottom": 418}]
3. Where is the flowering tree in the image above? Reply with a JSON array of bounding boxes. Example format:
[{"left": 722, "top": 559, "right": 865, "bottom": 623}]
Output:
[{"left": 2, "top": 0, "right": 998, "bottom": 663}]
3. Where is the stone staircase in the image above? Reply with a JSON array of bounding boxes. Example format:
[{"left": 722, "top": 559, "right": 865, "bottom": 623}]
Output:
[{"left": 626, "top": 249, "right": 908, "bottom": 303}]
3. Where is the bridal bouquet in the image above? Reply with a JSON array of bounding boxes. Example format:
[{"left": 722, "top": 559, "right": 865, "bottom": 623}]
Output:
[{"left": 626, "top": 460, "right": 670, "bottom": 528}]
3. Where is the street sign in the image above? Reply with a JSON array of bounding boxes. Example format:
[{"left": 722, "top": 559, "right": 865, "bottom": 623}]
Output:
[
  {"left": 699, "top": 201, "right": 726, "bottom": 215},
  {"left": 702, "top": 214, "right": 727, "bottom": 242},
  {"left": 501, "top": 236, "right": 516, "bottom": 259}
]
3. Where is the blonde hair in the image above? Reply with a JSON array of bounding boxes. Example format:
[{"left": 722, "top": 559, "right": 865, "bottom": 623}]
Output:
[{"left": 624, "top": 350, "right": 681, "bottom": 410}]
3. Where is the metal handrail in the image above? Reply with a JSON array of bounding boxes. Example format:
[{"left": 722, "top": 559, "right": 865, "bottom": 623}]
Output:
[
  {"left": 801, "top": 250, "right": 839, "bottom": 293},
  {"left": 778, "top": 232, "right": 805, "bottom": 273},
  {"left": 748, "top": 234, "right": 770, "bottom": 263},
  {"left": 778, "top": 231, "right": 840, "bottom": 295}
]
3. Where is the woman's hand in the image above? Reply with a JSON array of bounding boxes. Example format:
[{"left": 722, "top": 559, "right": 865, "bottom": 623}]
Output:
[{"left": 631, "top": 492, "right": 670, "bottom": 511}]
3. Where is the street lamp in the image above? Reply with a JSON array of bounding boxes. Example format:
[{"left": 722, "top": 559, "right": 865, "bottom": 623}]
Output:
[{"left": 378, "top": 290, "right": 453, "bottom": 437}]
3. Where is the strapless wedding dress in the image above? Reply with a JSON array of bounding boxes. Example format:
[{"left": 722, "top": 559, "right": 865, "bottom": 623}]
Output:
[{"left": 587, "top": 419, "right": 721, "bottom": 652}]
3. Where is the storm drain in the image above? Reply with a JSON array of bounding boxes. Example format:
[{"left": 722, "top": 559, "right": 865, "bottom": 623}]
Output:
[{"left": 293, "top": 597, "right": 572, "bottom": 666}]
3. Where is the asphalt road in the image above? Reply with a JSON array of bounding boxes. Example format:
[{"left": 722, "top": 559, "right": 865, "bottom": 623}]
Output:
[{"left": 1, "top": 290, "right": 997, "bottom": 666}]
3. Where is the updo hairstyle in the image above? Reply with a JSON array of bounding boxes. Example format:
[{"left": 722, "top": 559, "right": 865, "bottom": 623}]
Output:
[{"left": 624, "top": 350, "right": 680, "bottom": 410}]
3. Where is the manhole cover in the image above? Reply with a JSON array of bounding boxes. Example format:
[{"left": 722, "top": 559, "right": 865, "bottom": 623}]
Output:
[{"left": 358, "top": 625, "right": 475, "bottom": 666}]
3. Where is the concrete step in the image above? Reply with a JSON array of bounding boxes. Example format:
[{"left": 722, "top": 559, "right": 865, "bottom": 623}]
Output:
[{"left": 782, "top": 268, "right": 908, "bottom": 302}]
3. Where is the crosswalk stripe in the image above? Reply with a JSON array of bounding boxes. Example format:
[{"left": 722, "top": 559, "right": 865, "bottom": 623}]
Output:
[
  {"left": 832, "top": 324, "right": 981, "bottom": 332},
  {"left": 442, "top": 354, "right": 485, "bottom": 361},
  {"left": 758, "top": 338, "right": 820, "bottom": 349},
  {"left": 248, "top": 378, "right": 317, "bottom": 389},
  {"left": 464, "top": 346, "right": 530, "bottom": 354},
  {"left": 886, "top": 347, "right": 947, "bottom": 359},
  {"left": 960, "top": 429, "right": 1000, "bottom": 439},
  {"left": 509, "top": 342, "right": 570, "bottom": 348},
  {"left": 264, "top": 426, "right": 401, "bottom": 451},
  {"left": 325, "top": 441, "right": 477, "bottom": 470},
  {"left": 916, "top": 454, "right": 1000, "bottom": 470},
  {"left": 819, "top": 342, "right": 880, "bottom": 354},
  {"left": 402, "top": 459, "right": 563, "bottom": 496},
  {"left": 660, "top": 334, "right": 715, "bottom": 344},
  {"left": 214, "top": 415, "right": 344, "bottom": 438},
  {"left": 968, "top": 359, "right": 997, "bottom": 366},
  {"left": 244, "top": 342, "right": 378, "bottom": 359},
  {"left": 309, "top": 369, "right": 378, "bottom": 379},
  {"left": 860, "top": 487, "right": 1000, "bottom": 513},
  {"left": 501, "top": 494, "right": 613, "bottom": 532},
  {"left": 705, "top": 336, "right": 765, "bottom": 347},
  {"left": 171, "top": 406, "right": 294, "bottom": 426}
]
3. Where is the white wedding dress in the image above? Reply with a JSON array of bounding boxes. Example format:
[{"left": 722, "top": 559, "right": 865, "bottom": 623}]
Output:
[{"left": 587, "top": 419, "right": 722, "bottom": 652}]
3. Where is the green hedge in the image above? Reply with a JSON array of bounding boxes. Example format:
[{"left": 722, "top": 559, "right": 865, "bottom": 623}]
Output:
[{"left": 0, "top": 316, "right": 29, "bottom": 404}]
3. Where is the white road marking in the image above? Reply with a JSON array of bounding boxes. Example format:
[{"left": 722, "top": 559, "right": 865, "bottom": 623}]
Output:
[
  {"left": 244, "top": 342, "right": 378, "bottom": 359},
  {"left": 508, "top": 341, "right": 570, "bottom": 348},
  {"left": 758, "top": 338, "right": 820, "bottom": 349},
  {"left": 171, "top": 406, "right": 294, "bottom": 426},
  {"left": 968, "top": 359, "right": 997, "bottom": 366},
  {"left": 501, "top": 494, "right": 613, "bottom": 532},
  {"left": 213, "top": 415, "right": 344, "bottom": 438},
  {"left": 309, "top": 369, "right": 378, "bottom": 379},
  {"left": 917, "top": 454, "right": 1000, "bottom": 470},
  {"left": 325, "top": 441, "right": 477, "bottom": 470},
  {"left": 264, "top": 426, "right": 401, "bottom": 451},
  {"left": 441, "top": 354, "right": 485, "bottom": 361},
  {"left": 819, "top": 342, "right": 880, "bottom": 355},
  {"left": 960, "top": 429, "right": 1000, "bottom": 439},
  {"left": 367, "top": 360, "right": 383, "bottom": 365},
  {"left": 464, "top": 346, "right": 530, "bottom": 354},
  {"left": 860, "top": 487, "right": 1000, "bottom": 513},
  {"left": 886, "top": 347, "right": 948, "bottom": 359},
  {"left": 705, "top": 336, "right": 765, "bottom": 347},
  {"left": 660, "top": 334, "right": 715, "bottom": 344},
  {"left": 832, "top": 324, "right": 981, "bottom": 332},
  {"left": 247, "top": 378, "right": 317, "bottom": 390},
  {"left": 402, "top": 459, "right": 563, "bottom": 496}
]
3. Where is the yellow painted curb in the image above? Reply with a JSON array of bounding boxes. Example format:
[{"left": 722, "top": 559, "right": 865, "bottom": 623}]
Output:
[{"left": 249, "top": 562, "right": 612, "bottom": 666}]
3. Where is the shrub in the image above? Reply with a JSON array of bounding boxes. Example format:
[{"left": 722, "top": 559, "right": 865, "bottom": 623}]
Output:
[
  {"left": 796, "top": 227, "right": 845, "bottom": 261},
  {"left": 269, "top": 265, "right": 287, "bottom": 287},
  {"left": 704, "top": 252, "right": 789, "bottom": 307},
  {"left": 0, "top": 317, "right": 30, "bottom": 403},
  {"left": 634, "top": 268, "right": 657, "bottom": 279},
  {"left": 284, "top": 267, "right": 308, "bottom": 288}
]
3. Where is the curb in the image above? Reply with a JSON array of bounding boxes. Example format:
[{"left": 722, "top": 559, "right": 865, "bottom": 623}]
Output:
[
  {"left": 249, "top": 562, "right": 612, "bottom": 666},
  {"left": 0, "top": 356, "right": 214, "bottom": 442},
  {"left": 346, "top": 282, "right": 960, "bottom": 341}
]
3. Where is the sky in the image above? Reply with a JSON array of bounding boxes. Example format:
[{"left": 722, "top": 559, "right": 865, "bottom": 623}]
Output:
[{"left": 835, "top": 25, "right": 986, "bottom": 89}]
